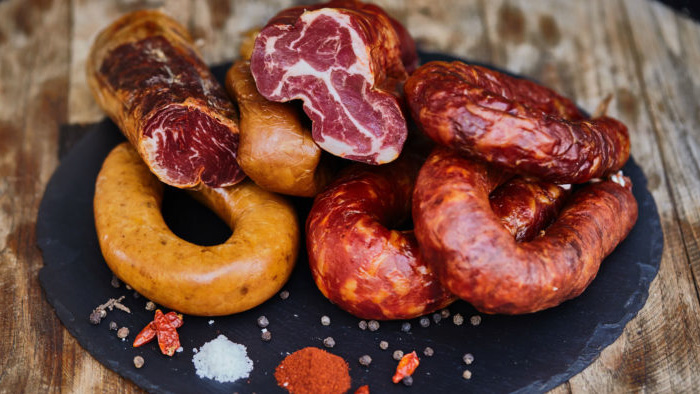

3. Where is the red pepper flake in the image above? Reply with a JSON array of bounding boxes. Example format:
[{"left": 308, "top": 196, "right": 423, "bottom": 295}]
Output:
[
  {"left": 392, "top": 351, "right": 420, "bottom": 384},
  {"left": 355, "top": 384, "right": 370, "bottom": 394},
  {"left": 133, "top": 309, "right": 183, "bottom": 356}
]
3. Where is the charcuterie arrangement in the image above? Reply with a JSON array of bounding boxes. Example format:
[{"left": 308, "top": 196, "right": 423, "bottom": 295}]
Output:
[{"left": 82, "top": 0, "right": 639, "bottom": 389}]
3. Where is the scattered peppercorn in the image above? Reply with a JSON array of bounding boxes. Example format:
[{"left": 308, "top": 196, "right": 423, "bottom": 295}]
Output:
[
  {"left": 110, "top": 275, "right": 120, "bottom": 288},
  {"left": 145, "top": 301, "right": 156, "bottom": 311},
  {"left": 358, "top": 320, "right": 368, "bottom": 330},
  {"left": 261, "top": 331, "right": 272, "bottom": 342},
  {"left": 133, "top": 355, "right": 144, "bottom": 368},
  {"left": 321, "top": 316, "right": 331, "bottom": 326},
  {"left": 323, "top": 337, "right": 336, "bottom": 348},
  {"left": 117, "top": 327, "right": 129, "bottom": 339},
  {"left": 423, "top": 347, "right": 434, "bottom": 357},
  {"left": 419, "top": 317, "right": 430, "bottom": 328},
  {"left": 358, "top": 355, "right": 372, "bottom": 366},
  {"left": 279, "top": 290, "right": 290, "bottom": 299},
  {"left": 393, "top": 350, "right": 404, "bottom": 360},
  {"left": 133, "top": 291, "right": 140, "bottom": 299},
  {"left": 368, "top": 320, "right": 380, "bottom": 331},
  {"left": 402, "top": 375, "right": 414, "bottom": 386},
  {"left": 257, "top": 316, "right": 269, "bottom": 328},
  {"left": 470, "top": 315, "right": 482, "bottom": 326},
  {"left": 432, "top": 313, "right": 442, "bottom": 324},
  {"left": 109, "top": 321, "right": 118, "bottom": 331},
  {"left": 89, "top": 310, "right": 102, "bottom": 325},
  {"left": 401, "top": 322, "right": 411, "bottom": 332},
  {"left": 462, "top": 369, "right": 472, "bottom": 380},
  {"left": 379, "top": 341, "right": 389, "bottom": 350},
  {"left": 453, "top": 313, "right": 464, "bottom": 326},
  {"left": 463, "top": 353, "right": 474, "bottom": 365},
  {"left": 440, "top": 308, "right": 450, "bottom": 319}
]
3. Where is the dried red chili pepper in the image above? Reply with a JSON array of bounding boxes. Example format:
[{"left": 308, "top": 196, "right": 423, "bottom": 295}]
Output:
[
  {"left": 392, "top": 351, "right": 420, "bottom": 383},
  {"left": 355, "top": 384, "right": 370, "bottom": 394},
  {"left": 133, "top": 322, "right": 156, "bottom": 347},
  {"left": 132, "top": 309, "right": 183, "bottom": 356}
]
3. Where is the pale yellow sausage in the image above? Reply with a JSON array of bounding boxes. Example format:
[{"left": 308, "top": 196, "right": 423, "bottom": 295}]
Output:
[{"left": 94, "top": 142, "right": 299, "bottom": 316}]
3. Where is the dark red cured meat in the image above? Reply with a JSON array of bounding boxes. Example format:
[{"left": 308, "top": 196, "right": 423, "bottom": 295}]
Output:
[
  {"left": 306, "top": 158, "right": 455, "bottom": 320},
  {"left": 413, "top": 148, "right": 638, "bottom": 314},
  {"left": 250, "top": 0, "right": 415, "bottom": 165},
  {"left": 405, "top": 61, "right": 631, "bottom": 183},
  {"left": 87, "top": 11, "right": 244, "bottom": 188},
  {"left": 490, "top": 177, "right": 571, "bottom": 242}
]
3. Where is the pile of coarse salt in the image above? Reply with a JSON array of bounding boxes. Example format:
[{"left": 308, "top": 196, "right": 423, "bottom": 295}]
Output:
[{"left": 192, "top": 334, "right": 253, "bottom": 383}]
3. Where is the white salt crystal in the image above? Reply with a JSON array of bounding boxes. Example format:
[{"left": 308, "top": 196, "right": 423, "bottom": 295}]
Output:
[
  {"left": 192, "top": 334, "right": 253, "bottom": 383},
  {"left": 208, "top": 320, "right": 214, "bottom": 325}
]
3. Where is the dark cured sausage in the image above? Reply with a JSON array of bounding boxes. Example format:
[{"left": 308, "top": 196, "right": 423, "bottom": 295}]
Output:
[
  {"left": 250, "top": 0, "right": 416, "bottom": 165},
  {"left": 404, "top": 61, "right": 630, "bottom": 184},
  {"left": 87, "top": 10, "right": 244, "bottom": 188},
  {"left": 413, "top": 148, "right": 638, "bottom": 314},
  {"left": 491, "top": 177, "right": 571, "bottom": 242},
  {"left": 306, "top": 158, "right": 455, "bottom": 320}
]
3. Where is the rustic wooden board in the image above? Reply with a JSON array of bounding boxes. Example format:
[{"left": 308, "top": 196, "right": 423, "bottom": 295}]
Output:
[{"left": 1, "top": 0, "right": 699, "bottom": 392}]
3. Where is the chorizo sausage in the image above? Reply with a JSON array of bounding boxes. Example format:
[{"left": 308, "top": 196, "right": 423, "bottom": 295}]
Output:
[
  {"left": 413, "top": 148, "right": 638, "bottom": 314},
  {"left": 404, "top": 61, "right": 630, "bottom": 184},
  {"left": 87, "top": 10, "right": 244, "bottom": 188},
  {"left": 94, "top": 143, "right": 298, "bottom": 316},
  {"left": 490, "top": 177, "right": 571, "bottom": 242},
  {"left": 250, "top": 0, "right": 416, "bottom": 164},
  {"left": 225, "top": 60, "right": 332, "bottom": 197},
  {"left": 306, "top": 157, "right": 455, "bottom": 320}
]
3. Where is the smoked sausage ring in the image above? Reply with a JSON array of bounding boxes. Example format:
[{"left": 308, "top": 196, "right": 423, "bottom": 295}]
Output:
[
  {"left": 413, "top": 148, "right": 638, "bottom": 314},
  {"left": 404, "top": 61, "right": 630, "bottom": 184},
  {"left": 306, "top": 158, "right": 455, "bottom": 320},
  {"left": 94, "top": 143, "right": 299, "bottom": 316},
  {"left": 225, "top": 61, "right": 332, "bottom": 197}
]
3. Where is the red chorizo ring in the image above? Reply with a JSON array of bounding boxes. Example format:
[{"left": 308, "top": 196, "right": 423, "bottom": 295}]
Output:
[
  {"left": 306, "top": 158, "right": 455, "bottom": 320},
  {"left": 404, "top": 61, "right": 630, "bottom": 184},
  {"left": 87, "top": 10, "right": 244, "bottom": 188},
  {"left": 413, "top": 148, "right": 638, "bottom": 314},
  {"left": 491, "top": 177, "right": 571, "bottom": 242},
  {"left": 94, "top": 143, "right": 298, "bottom": 316},
  {"left": 225, "top": 61, "right": 332, "bottom": 197}
]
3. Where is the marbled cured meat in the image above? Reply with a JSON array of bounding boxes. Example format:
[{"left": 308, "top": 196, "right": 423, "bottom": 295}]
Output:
[
  {"left": 250, "top": 0, "right": 416, "bottom": 165},
  {"left": 405, "top": 61, "right": 630, "bottom": 184},
  {"left": 87, "top": 10, "right": 244, "bottom": 188}
]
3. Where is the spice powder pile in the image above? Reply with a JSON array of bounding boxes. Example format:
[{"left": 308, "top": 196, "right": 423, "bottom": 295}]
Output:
[{"left": 275, "top": 347, "right": 351, "bottom": 394}]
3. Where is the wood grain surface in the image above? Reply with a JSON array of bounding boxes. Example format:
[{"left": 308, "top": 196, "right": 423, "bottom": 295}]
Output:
[{"left": 1, "top": 0, "right": 699, "bottom": 392}]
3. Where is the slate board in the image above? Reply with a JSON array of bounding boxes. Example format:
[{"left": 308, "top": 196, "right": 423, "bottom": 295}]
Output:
[{"left": 37, "top": 53, "right": 663, "bottom": 393}]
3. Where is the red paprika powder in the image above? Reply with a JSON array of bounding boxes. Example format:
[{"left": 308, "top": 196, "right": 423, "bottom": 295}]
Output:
[{"left": 275, "top": 347, "right": 351, "bottom": 394}]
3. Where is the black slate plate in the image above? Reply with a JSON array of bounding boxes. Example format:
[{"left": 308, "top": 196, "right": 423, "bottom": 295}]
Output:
[{"left": 37, "top": 53, "right": 663, "bottom": 394}]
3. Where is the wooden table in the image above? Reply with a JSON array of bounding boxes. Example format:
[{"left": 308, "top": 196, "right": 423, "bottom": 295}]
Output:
[{"left": 2, "top": 0, "right": 699, "bottom": 392}]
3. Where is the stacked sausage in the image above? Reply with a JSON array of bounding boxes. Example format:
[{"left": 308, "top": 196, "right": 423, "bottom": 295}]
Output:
[{"left": 88, "top": 1, "right": 638, "bottom": 319}]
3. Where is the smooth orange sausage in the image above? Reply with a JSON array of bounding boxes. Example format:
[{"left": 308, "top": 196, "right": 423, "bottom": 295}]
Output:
[{"left": 94, "top": 143, "right": 299, "bottom": 316}]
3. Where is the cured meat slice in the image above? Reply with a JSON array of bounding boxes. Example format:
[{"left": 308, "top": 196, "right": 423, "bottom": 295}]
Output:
[
  {"left": 250, "top": 0, "right": 416, "bottom": 165},
  {"left": 87, "top": 10, "right": 245, "bottom": 188}
]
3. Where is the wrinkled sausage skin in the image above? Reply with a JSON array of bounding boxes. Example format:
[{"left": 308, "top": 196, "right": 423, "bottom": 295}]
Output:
[
  {"left": 491, "top": 177, "right": 570, "bottom": 242},
  {"left": 306, "top": 158, "right": 456, "bottom": 320},
  {"left": 405, "top": 61, "right": 631, "bottom": 184},
  {"left": 87, "top": 10, "right": 244, "bottom": 188},
  {"left": 225, "top": 61, "right": 332, "bottom": 197},
  {"left": 413, "top": 148, "right": 638, "bottom": 314}
]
